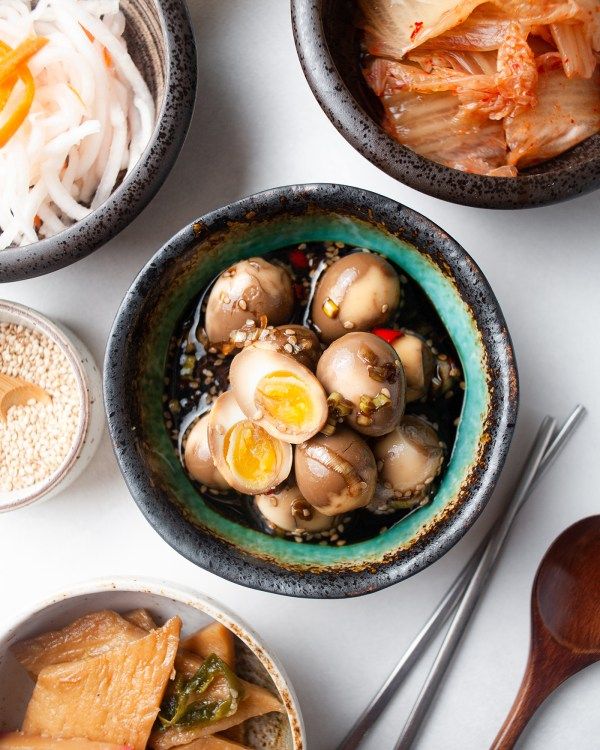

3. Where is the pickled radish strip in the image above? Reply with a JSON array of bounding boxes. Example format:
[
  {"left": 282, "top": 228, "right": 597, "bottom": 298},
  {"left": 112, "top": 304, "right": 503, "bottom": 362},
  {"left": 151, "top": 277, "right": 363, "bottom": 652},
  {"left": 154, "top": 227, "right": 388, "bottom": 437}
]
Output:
[
  {"left": 0, "top": 0, "right": 154, "bottom": 250},
  {"left": 506, "top": 69, "right": 600, "bottom": 166}
]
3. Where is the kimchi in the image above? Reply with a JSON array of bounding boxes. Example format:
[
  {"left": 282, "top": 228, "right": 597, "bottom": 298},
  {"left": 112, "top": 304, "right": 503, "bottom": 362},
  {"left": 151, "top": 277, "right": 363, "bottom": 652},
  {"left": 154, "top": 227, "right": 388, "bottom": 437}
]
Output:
[{"left": 359, "top": 0, "right": 600, "bottom": 175}]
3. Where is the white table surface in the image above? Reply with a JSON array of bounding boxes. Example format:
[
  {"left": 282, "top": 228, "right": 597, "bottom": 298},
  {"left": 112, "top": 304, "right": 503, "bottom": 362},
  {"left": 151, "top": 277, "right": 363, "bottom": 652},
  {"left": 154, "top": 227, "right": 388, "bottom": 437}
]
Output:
[{"left": 2, "top": 2, "right": 600, "bottom": 748}]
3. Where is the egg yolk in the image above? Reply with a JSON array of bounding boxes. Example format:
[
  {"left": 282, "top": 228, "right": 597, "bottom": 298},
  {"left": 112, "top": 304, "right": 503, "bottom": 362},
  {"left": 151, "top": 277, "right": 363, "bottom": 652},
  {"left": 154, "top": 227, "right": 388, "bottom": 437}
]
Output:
[
  {"left": 255, "top": 371, "right": 314, "bottom": 430},
  {"left": 224, "top": 420, "right": 278, "bottom": 486}
]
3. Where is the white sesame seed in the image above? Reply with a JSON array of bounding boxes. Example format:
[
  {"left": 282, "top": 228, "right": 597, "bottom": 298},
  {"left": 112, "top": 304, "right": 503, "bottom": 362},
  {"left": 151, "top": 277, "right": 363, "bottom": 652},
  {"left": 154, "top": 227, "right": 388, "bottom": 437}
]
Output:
[{"left": 0, "top": 323, "right": 80, "bottom": 493}]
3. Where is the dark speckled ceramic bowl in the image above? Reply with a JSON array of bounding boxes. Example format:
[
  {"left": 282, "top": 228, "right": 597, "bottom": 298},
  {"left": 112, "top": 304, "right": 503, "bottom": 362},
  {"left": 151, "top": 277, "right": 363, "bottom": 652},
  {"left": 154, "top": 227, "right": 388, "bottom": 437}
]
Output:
[
  {"left": 0, "top": 0, "right": 196, "bottom": 283},
  {"left": 104, "top": 184, "right": 518, "bottom": 598},
  {"left": 291, "top": 0, "right": 600, "bottom": 209}
]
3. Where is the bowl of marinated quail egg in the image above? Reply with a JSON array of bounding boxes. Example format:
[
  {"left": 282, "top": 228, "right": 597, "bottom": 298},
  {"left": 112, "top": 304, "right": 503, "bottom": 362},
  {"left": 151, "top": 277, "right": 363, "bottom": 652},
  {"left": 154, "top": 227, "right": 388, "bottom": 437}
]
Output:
[{"left": 104, "top": 183, "right": 518, "bottom": 598}]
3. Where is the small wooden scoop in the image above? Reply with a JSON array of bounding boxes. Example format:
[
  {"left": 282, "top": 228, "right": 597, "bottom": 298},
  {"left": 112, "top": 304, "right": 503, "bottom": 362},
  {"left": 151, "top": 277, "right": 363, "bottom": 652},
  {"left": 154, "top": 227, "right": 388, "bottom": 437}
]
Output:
[
  {"left": 0, "top": 372, "right": 52, "bottom": 422},
  {"left": 491, "top": 515, "right": 600, "bottom": 749}
]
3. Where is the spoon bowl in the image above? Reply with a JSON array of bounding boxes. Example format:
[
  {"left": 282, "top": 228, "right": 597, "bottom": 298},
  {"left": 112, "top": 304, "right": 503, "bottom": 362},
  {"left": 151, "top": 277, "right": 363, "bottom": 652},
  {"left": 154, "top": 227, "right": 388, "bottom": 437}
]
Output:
[
  {"left": 492, "top": 515, "right": 600, "bottom": 749},
  {"left": 536, "top": 517, "right": 600, "bottom": 652}
]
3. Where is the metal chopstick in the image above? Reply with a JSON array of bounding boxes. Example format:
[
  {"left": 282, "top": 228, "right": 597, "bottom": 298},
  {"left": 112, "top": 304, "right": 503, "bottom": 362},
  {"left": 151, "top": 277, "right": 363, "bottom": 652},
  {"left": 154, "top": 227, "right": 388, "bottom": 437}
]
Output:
[
  {"left": 394, "top": 416, "right": 557, "bottom": 748},
  {"left": 337, "top": 405, "right": 586, "bottom": 750}
]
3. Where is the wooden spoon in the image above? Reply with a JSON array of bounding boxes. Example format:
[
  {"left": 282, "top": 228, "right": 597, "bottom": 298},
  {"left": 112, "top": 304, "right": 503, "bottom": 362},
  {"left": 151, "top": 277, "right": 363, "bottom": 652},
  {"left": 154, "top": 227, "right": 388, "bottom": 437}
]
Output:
[
  {"left": 0, "top": 372, "right": 52, "bottom": 422},
  {"left": 491, "top": 515, "right": 600, "bottom": 749}
]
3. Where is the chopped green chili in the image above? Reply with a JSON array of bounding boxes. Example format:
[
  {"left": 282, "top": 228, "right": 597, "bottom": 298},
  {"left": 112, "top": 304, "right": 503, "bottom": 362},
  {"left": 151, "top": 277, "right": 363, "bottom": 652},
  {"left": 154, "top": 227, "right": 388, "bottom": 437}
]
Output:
[{"left": 157, "top": 653, "right": 243, "bottom": 730}]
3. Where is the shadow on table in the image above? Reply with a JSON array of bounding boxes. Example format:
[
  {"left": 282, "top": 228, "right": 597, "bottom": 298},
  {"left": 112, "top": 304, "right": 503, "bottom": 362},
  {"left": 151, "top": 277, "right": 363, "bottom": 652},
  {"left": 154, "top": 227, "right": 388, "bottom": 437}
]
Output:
[{"left": 98, "top": 0, "right": 250, "bottom": 275}]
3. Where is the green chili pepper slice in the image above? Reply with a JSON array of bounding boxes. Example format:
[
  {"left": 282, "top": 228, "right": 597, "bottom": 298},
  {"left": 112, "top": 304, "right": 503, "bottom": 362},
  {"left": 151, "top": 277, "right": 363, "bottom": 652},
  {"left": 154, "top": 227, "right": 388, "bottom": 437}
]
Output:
[{"left": 158, "top": 652, "right": 243, "bottom": 730}]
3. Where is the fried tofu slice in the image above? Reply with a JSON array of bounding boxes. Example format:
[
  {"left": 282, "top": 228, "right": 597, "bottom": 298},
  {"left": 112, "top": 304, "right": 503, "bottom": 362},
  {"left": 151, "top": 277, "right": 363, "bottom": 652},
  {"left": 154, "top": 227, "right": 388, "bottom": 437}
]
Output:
[
  {"left": 181, "top": 623, "right": 235, "bottom": 668},
  {"left": 123, "top": 609, "right": 158, "bottom": 631},
  {"left": 178, "top": 738, "right": 252, "bottom": 749},
  {"left": 149, "top": 682, "right": 283, "bottom": 750},
  {"left": 12, "top": 611, "right": 146, "bottom": 676},
  {"left": 0, "top": 733, "right": 133, "bottom": 749},
  {"left": 22, "top": 618, "right": 181, "bottom": 750}
]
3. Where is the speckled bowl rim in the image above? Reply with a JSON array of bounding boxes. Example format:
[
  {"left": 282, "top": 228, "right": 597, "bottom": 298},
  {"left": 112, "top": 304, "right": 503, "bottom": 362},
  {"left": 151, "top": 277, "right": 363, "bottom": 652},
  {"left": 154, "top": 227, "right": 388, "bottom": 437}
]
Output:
[
  {"left": 0, "top": 300, "right": 90, "bottom": 512},
  {"left": 0, "top": 576, "right": 305, "bottom": 750},
  {"left": 290, "top": 0, "right": 600, "bottom": 209},
  {"left": 0, "top": 0, "right": 197, "bottom": 282},
  {"left": 104, "top": 183, "right": 518, "bottom": 598}
]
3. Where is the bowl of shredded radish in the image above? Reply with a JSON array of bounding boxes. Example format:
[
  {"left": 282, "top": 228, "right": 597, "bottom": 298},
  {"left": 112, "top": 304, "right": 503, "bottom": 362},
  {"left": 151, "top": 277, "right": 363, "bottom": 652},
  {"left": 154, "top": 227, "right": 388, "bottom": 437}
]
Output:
[
  {"left": 292, "top": 0, "right": 600, "bottom": 209},
  {"left": 0, "top": 0, "right": 196, "bottom": 281}
]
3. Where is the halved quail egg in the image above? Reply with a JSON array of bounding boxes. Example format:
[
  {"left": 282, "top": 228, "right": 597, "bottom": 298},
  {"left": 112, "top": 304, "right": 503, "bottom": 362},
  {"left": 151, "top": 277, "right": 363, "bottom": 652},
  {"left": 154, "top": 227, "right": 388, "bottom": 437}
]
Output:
[
  {"left": 207, "top": 391, "right": 292, "bottom": 494},
  {"left": 255, "top": 483, "right": 337, "bottom": 534},
  {"left": 294, "top": 428, "right": 377, "bottom": 516},
  {"left": 205, "top": 257, "right": 294, "bottom": 344},
  {"left": 184, "top": 413, "right": 230, "bottom": 491},
  {"left": 311, "top": 252, "right": 401, "bottom": 343},
  {"left": 369, "top": 415, "right": 444, "bottom": 513},
  {"left": 229, "top": 341, "right": 328, "bottom": 444},
  {"left": 316, "top": 332, "right": 406, "bottom": 437}
]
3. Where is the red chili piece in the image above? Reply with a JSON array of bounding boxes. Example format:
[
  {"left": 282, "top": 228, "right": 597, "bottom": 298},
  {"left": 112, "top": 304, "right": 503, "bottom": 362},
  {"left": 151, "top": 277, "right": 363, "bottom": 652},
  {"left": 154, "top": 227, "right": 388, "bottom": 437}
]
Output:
[
  {"left": 371, "top": 328, "right": 404, "bottom": 344},
  {"left": 410, "top": 21, "right": 423, "bottom": 42},
  {"left": 289, "top": 248, "right": 309, "bottom": 269}
]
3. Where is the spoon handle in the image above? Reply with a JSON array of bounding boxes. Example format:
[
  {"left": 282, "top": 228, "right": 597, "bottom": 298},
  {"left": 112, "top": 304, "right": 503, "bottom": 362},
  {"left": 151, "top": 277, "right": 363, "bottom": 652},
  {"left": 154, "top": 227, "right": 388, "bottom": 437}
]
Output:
[{"left": 490, "top": 608, "right": 593, "bottom": 750}]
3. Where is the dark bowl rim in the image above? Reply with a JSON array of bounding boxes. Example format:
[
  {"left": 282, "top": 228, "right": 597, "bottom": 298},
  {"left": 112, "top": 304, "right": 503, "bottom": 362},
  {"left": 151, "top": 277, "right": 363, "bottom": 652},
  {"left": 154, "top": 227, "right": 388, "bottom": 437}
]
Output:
[
  {"left": 104, "top": 182, "right": 519, "bottom": 598},
  {"left": 290, "top": 0, "right": 600, "bottom": 209},
  {"left": 0, "top": 0, "right": 197, "bottom": 283}
]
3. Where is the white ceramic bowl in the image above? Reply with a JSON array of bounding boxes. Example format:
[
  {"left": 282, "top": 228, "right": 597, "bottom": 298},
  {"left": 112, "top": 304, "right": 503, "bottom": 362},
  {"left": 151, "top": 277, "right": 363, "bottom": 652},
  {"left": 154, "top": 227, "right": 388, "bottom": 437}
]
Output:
[
  {"left": 0, "top": 300, "right": 104, "bottom": 511},
  {"left": 0, "top": 578, "right": 306, "bottom": 750}
]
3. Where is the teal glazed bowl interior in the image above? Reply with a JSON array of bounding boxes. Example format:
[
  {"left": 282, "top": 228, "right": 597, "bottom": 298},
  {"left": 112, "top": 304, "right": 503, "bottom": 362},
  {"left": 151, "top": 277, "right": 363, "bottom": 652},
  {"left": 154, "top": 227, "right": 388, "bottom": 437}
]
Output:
[{"left": 104, "top": 184, "right": 518, "bottom": 598}]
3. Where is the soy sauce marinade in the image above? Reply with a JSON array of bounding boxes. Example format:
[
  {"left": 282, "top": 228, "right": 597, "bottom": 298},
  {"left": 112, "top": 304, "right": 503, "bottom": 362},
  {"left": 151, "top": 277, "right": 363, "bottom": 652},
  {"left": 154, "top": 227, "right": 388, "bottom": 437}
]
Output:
[{"left": 163, "top": 242, "right": 464, "bottom": 545}]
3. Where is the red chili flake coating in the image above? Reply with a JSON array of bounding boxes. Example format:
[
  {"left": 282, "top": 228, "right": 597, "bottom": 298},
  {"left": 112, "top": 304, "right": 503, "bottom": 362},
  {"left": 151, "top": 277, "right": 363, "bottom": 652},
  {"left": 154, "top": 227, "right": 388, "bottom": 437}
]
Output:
[
  {"left": 410, "top": 21, "right": 423, "bottom": 42},
  {"left": 372, "top": 328, "right": 404, "bottom": 344},
  {"left": 289, "top": 248, "right": 309, "bottom": 269}
]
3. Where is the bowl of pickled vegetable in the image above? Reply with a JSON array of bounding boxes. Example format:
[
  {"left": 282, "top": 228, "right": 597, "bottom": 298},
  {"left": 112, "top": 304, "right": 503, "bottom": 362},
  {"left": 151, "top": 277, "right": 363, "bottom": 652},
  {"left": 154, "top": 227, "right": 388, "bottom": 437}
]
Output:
[
  {"left": 104, "top": 183, "right": 518, "bottom": 598},
  {"left": 0, "top": 578, "right": 305, "bottom": 749},
  {"left": 291, "top": 0, "right": 600, "bottom": 208}
]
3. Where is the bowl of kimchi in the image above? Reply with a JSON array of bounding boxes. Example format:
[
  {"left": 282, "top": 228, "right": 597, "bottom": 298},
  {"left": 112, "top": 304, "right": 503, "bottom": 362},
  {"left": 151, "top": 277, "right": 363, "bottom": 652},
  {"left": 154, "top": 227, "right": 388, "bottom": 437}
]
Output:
[
  {"left": 0, "top": 578, "right": 305, "bottom": 750},
  {"left": 291, "top": 0, "right": 600, "bottom": 208}
]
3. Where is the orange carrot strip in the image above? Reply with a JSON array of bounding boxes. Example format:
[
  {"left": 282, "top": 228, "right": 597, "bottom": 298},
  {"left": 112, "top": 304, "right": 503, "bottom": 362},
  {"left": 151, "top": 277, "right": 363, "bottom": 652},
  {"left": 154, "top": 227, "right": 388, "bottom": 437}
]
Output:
[
  {"left": 0, "top": 65, "right": 35, "bottom": 149},
  {"left": 0, "top": 37, "right": 47, "bottom": 86},
  {"left": 81, "top": 25, "right": 112, "bottom": 67},
  {"left": 0, "top": 76, "right": 16, "bottom": 110}
]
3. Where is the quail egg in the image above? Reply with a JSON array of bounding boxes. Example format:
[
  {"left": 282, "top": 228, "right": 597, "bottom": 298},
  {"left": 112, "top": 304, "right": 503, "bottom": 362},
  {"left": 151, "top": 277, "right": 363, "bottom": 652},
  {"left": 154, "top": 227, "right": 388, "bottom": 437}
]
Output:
[
  {"left": 184, "top": 413, "right": 230, "bottom": 491},
  {"left": 205, "top": 257, "right": 294, "bottom": 344},
  {"left": 311, "top": 252, "right": 401, "bottom": 343},
  {"left": 295, "top": 428, "right": 377, "bottom": 516},
  {"left": 369, "top": 415, "right": 444, "bottom": 512},
  {"left": 207, "top": 391, "right": 292, "bottom": 494},
  {"left": 229, "top": 341, "right": 328, "bottom": 444},
  {"left": 385, "top": 330, "right": 435, "bottom": 402},
  {"left": 316, "top": 332, "right": 406, "bottom": 437},
  {"left": 255, "top": 483, "right": 337, "bottom": 534}
]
